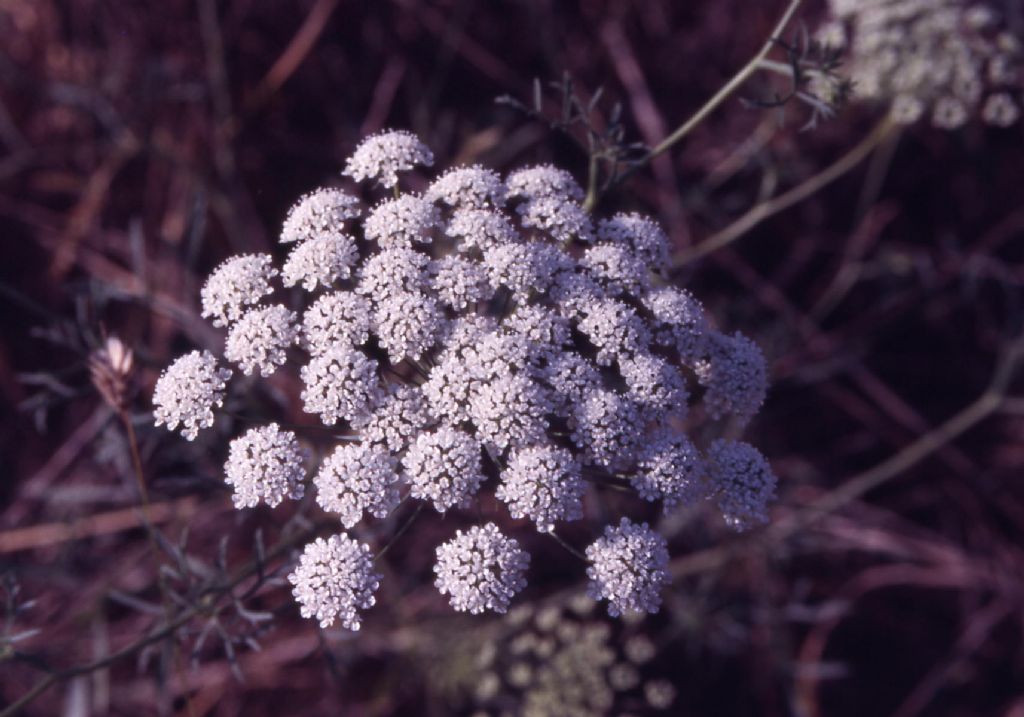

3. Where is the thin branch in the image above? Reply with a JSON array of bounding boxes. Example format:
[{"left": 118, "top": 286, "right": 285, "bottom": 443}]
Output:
[
  {"left": 639, "top": 0, "right": 803, "bottom": 165},
  {"left": 673, "top": 115, "right": 896, "bottom": 266}
]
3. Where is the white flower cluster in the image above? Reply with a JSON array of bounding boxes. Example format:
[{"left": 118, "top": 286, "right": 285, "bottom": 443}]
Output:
[
  {"left": 154, "top": 129, "right": 779, "bottom": 629},
  {"left": 434, "top": 523, "right": 530, "bottom": 614},
  {"left": 224, "top": 423, "right": 306, "bottom": 508},
  {"left": 819, "top": 0, "right": 1023, "bottom": 128}
]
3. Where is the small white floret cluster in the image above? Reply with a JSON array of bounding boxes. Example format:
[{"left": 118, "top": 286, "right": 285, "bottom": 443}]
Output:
[
  {"left": 819, "top": 0, "right": 1023, "bottom": 128},
  {"left": 153, "top": 129, "right": 778, "bottom": 629}
]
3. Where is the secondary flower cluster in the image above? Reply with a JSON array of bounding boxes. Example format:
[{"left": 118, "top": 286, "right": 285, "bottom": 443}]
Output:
[
  {"left": 152, "top": 129, "right": 777, "bottom": 630},
  {"left": 818, "top": 0, "right": 1023, "bottom": 127}
]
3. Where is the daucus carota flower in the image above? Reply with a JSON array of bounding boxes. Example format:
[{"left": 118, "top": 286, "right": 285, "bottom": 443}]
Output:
[
  {"left": 302, "top": 291, "right": 373, "bottom": 353},
  {"left": 585, "top": 518, "right": 670, "bottom": 617},
  {"left": 200, "top": 254, "right": 277, "bottom": 328},
  {"left": 434, "top": 523, "right": 529, "bottom": 614},
  {"left": 427, "top": 165, "right": 507, "bottom": 208},
  {"left": 281, "top": 187, "right": 361, "bottom": 245},
  {"left": 281, "top": 235, "right": 359, "bottom": 291},
  {"left": 497, "top": 444, "right": 584, "bottom": 532},
  {"left": 224, "top": 304, "right": 299, "bottom": 376},
  {"left": 314, "top": 443, "right": 401, "bottom": 528},
  {"left": 156, "top": 128, "right": 779, "bottom": 633},
  {"left": 404, "top": 426, "right": 485, "bottom": 512},
  {"left": 153, "top": 350, "right": 231, "bottom": 440},
  {"left": 223, "top": 423, "right": 306, "bottom": 508},
  {"left": 288, "top": 534, "right": 381, "bottom": 630},
  {"left": 363, "top": 194, "right": 442, "bottom": 248},
  {"left": 707, "top": 439, "right": 777, "bottom": 531},
  {"left": 343, "top": 129, "right": 434, "bottom": 187},
  {"left": 300, "top": 345, "right": 379, "bottom": 425}
]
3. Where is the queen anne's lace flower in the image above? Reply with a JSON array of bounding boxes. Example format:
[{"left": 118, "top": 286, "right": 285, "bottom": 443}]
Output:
[
  {"left": 578, "top": 298, "right": 650, "bottom": 366},
  {"left": 427, "top": 165, "right": 506, "bottom": 208},
  {"left": 618, "top": 353, "right": 688, "bottom": 420},
  {"left": 201, "top": 254, "right": 277, "bottom": 327},
  {"left": 281, "top": 235, "right": 359, "bottom": 291},
  {"left": 224, "top": 304, "right": 299, "bottom": 376},
  {"left": 158, "top": 129, "right": 779, "bottom": 631},
  {"left": 357, "top": 247, "right": 430, "bottom": 298},
  {"left": 820, "top": 0, "right": 1022, "bottom": 128},
  {"left": 363, "top": 194, "right": 441, "bottom": 248},
  {"left": 281, "top": 187, "right": 360, "bottom": 244},
  {"left": 434, "top": 523, "right": 529, "bottom": 614},
  {"left": 469, "top": 374, "right": 551, "bottom": 453},
  {"left": 430, "top": 255, "right": 494, "bottom": 310},
  {"left": 580, "top": 243, "right": 649, "bottom": 297},
  {"left": 314, "top": 443, "right": 401, "bottom": 528},
  {"left": 300, "top": 345, "right": 379, "bottom": 425},
  {"left": 506, "top": 165, "right": 585, "bottom": 202},
  {"left": 585, "top": 518, "right": 670, "bottom": 617},
  {"left": 643, "top": 286, "right": 708, "bottom": 363},
  {"left": 497, "top": 444, "right": 584, "bottom": 531},
  {"left": 288, "top": 534, "right": 381, "bottom": 630},
  {"left": 404, "top": 426, "right": 485, "bottom": 512},
  {"left": 302, "top": 291, "right": 372, "bottom": 353},
  {"left": 446, "top": 208, "right": 518, "bottom": 252},
  {"left": 694, "top": 331, "right": 768, "bottom": 423},
  {"left": 597, "top": 212, "right": 671, "bottom": 271},
  {"left": 633, "top": 430, "right": 703, "bottom": 511},
  {"left": 351, "top": 383, "right": 436, "bottom": 453},
  {"left": 372, "top": 291, "right": 446, "bottom": 362},
  {"left": 517, "top": 196, "right": 594, "bottom": 243},
  {"left": 153, "top": 350, "right": 231, "bottom": 440},
  {"left": 343, "top": 129, "right": 434, "bottom": 187},
  {"left": 707, "top": 439, "right": 777, "bottom": 531},
  {"left": 224, "top": 423, "right": 305, "bottom": 508},
  {"left": 569, "top": 388, "right": 644, "bottom": 470}
]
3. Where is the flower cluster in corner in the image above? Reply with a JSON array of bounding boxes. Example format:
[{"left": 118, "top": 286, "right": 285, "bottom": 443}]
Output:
[
  {"left": 152, "top": 128, "right": 776, "bottom": 629},
  {"left": 818, "top": 0, "right": 1023, "bottom": 128}
]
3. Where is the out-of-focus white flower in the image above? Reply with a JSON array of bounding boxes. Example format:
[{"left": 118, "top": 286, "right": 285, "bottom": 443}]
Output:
[
  {"left": 694, "top": 331, "right": 768, "bottom": 424},
  {"left": 224, "top": 423, "right": 305, "bottom": 508},
  {"left": 434, "top": 523, "right": 529, "bottom": 614},
  {"left": 585, "top": 518, "right": 670, "bottom": 617},
  {"left": 343, "top": 129, "right": 434, "bottom": 188},
  {"left": 288, "top": 534, "right": 381, "bottom": 630},
  {"left": 153, "top": 350, "right": 231, "bottom": 440},
  {"left": 707, "top": 439, "right": 777, "bottom": 531}
]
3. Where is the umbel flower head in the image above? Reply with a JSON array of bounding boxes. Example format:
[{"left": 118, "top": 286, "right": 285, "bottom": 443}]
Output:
[
  {"left": 818, "top": 0, "right": 1023, "bottom": 128},
  {"left": 433, "top": 523, "right": 529, "bottom": 614},
  {"left": 154, "top": 128, "right": 779, "bottom": 631},
  {"left": 288, "top": 534, "right": 381, "bottom": 630},
  {"left": 153, "top": 350, "right": 231, "bottom": 440},
  {"left": 224, "top": 423, "right": 306, "bottom": 508}
]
